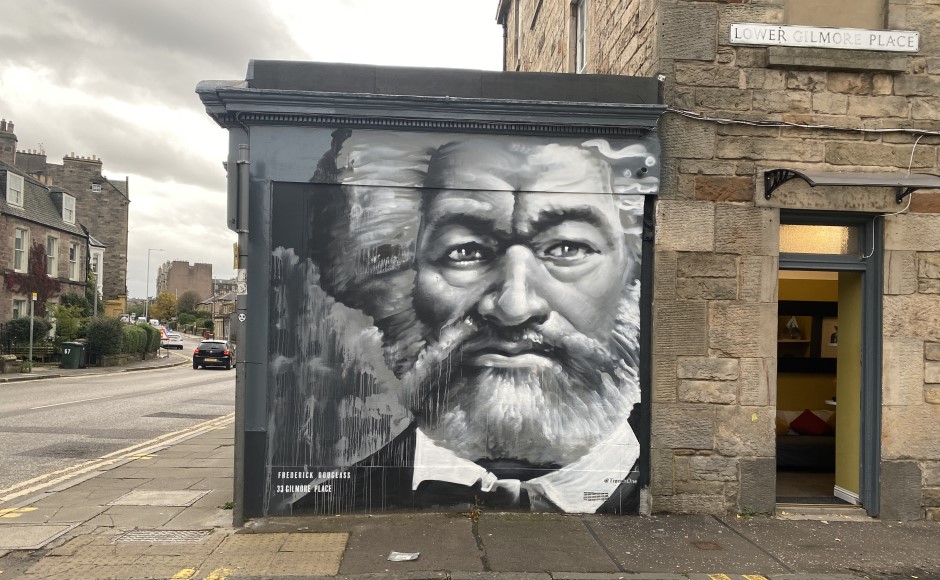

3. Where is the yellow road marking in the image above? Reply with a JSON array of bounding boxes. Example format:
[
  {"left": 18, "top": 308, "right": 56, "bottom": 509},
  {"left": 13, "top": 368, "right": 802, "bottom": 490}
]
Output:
[
  {"left": 128, "top": 454, "right": 157, "bottom": 459},
  {"left": 0, "top": 507, "right": 38, "bottom": 518},
  {"left": 171, "top": 569, "right": 197, "bottom": 579},
  {"left": 205, "top": 567, "right": 233, "bottom": 580},
  {"left": 708, "top": 575, "right": 732, "bottom": 580},
  {"left": 744, "top": 576, "right": 768, "bottom": 580},
  {"left": 0, "top": 414, "right": 234, "bottom": 503}
]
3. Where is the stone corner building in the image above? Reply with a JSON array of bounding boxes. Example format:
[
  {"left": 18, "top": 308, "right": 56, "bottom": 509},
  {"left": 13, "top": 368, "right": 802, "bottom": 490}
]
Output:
[{"left": 501, "top": 0, "right": 940, "bottom": 520}]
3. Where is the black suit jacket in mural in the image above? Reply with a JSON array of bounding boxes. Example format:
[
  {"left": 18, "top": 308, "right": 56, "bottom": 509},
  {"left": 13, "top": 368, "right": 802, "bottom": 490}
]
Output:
[{"left": 289, "top": 416, "right": 642, "bottom": 515}]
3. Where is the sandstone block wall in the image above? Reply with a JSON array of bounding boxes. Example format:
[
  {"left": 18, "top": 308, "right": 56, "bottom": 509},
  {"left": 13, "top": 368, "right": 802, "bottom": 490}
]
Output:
[
  {"left": 0, "top": 217, "right": 87, "bottom": 318},
  {"left": 507, "top": 0, "right": 940, "bottom": 518}
]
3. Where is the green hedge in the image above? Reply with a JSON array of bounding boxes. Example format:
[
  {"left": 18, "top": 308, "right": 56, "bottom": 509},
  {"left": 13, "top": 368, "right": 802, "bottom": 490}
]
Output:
[
  {"left": 121, "top": 325, "right": 147, "bottom": 354},
  {"left": 140, "top": 323, "right": 161, "bottom": 352},
  {"left": 86, "top": 317, "right": 124, "bottom": 356},
  {"left": 6, "top": 318, "right": 53, "bottom": 344}
]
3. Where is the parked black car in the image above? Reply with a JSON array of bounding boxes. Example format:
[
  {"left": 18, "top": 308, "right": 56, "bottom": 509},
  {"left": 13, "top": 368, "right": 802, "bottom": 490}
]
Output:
[{"left": 193, "top": 339, "right": 235, "bottom": 370}]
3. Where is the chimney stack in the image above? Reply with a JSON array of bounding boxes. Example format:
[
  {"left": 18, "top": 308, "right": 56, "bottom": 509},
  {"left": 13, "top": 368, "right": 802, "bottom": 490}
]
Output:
[{"left": 0, "top": 118, "right": 17, "bottom": 165}]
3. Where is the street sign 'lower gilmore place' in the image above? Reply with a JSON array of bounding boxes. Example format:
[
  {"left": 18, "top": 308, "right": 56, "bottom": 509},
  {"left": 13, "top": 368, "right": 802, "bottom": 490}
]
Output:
[{"left": 730, "top": 23, "right": 919, "bottom": 53}]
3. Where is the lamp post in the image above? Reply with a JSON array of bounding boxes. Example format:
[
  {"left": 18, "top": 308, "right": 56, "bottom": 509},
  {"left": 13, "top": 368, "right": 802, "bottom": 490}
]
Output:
[{"left": 144, "top": 248, "right": 164, "bottom": 321}]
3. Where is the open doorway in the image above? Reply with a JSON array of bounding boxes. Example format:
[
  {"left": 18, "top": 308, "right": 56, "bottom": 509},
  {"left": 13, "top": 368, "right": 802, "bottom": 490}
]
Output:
[
  {"left": 776, "top": 269, "right": 867, "bottom": 506},
  {"left": 775, "top": 215, "right": 882, "bottom": 515},
  {"left": 776, "top": 270, "right": 842, "bottom": 503}
]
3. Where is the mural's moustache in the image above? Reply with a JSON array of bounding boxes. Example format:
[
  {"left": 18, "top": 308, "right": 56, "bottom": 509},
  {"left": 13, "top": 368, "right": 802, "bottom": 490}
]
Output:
[{"left": 401, "top": 313, "right": 614, "bottom": 400}]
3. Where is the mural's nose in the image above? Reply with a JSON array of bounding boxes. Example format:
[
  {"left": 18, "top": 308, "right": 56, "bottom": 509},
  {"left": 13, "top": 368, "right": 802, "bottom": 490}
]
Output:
[{"left": 478, "top": 245, "right": 550, "bottom": 327}]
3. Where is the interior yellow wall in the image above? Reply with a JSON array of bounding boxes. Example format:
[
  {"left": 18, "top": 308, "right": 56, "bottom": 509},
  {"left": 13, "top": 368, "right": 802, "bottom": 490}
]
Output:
[
  {"left": 836, "top": 272, "right": 862, "bottom": 496},
  {"left": 777, "top": 373, "right": 836, "bottom": 411},
  {"left": 779, "top": 278, "right": 839, "bottom": 302}
]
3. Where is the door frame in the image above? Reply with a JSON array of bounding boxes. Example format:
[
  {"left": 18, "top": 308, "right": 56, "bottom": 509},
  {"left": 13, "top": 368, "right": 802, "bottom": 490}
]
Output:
[{"left": 778, "top": 210, "right": 884, "bottom": 517}]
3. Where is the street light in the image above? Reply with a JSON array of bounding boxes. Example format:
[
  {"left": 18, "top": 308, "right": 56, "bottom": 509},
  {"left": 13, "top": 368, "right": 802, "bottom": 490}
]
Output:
[{"left": 144, "top": 248, "right": 164, "bottom": 321}]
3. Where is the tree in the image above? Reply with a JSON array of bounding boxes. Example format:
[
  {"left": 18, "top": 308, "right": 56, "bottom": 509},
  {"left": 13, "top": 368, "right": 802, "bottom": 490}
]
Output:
[
  {"left": 60, "top": 292, "right": 92, "bottom": 317},
  {"left": 51, "top": 303, "right": 85, "bottom": 342},
  {"left": 85, "top": 270, "right": 103, "bottom": 315},
  {"left": 177, "top": 290, "right": 203, "bottom": 314},
  {"left": 150, "top": 291, "right": 177, "bottom": 322},
  {"left": 4, "top": 242, "right": 61, "bottom": 317}
]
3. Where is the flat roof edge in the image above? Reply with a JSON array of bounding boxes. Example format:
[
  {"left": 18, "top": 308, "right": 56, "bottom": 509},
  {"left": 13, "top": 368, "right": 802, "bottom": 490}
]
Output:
[{"left": 243, "top": 60, "right": 661, "bottom": 105}]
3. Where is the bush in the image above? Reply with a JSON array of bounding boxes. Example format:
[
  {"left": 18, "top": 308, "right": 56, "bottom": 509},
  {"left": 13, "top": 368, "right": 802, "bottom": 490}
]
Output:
[
  {"left": 137, "top": 323, "right": 162, "bottom": 353},
  {"left": 121, "top": 325, "right": 147, "bottom": 354},
  {"left": 6, "top": 318, "right": 53, "bottom": 344},
  {"left": 51, "top": 304, "right": 85, "bottom": 343},
  {"left": 86, "top": 317, "right": 124, "bottom": 356}
]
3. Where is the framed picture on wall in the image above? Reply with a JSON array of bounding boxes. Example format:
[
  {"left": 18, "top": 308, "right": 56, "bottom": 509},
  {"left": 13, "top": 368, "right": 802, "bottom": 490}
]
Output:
[{"left": 821, "top": 317, "right": 838, "bottom": 358}]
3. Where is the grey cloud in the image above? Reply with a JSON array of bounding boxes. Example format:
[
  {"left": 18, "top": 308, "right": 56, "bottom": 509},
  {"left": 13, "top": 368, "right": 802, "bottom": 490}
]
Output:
[{"left": 0, "top": 0, "right": 306, "bottom": 109}]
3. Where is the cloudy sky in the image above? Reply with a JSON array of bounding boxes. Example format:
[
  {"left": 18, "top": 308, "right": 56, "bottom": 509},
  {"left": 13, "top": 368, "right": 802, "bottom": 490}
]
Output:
[{"left": 0, "top": 0, "right": 504, "bottom": 299}]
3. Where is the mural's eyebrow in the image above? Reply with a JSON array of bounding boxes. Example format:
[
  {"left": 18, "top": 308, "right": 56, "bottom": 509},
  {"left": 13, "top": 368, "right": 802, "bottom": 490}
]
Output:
[
  {"left": 421, "top": 212, "right": 505, "bottom": 237},
  {"left": 530, "top": 206, "right": 618, "bottom": 247}
]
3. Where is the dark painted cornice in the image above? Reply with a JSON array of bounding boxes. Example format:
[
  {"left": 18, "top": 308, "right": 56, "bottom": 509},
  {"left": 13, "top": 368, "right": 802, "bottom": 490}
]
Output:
[{"left": 197, "top": 61, "right": 665, "bottom": 138}]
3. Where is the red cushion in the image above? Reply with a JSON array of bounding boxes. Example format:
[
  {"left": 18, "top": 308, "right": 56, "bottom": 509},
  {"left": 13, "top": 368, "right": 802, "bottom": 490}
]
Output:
[{"left": 789, "top": 409, "right": 831, "bottom": 436}]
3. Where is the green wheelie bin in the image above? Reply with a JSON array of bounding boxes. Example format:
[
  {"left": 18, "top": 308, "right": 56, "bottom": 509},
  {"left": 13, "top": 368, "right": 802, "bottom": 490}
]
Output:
[{"left": 60, "top": 342, "right": 87, "bottom": 369}]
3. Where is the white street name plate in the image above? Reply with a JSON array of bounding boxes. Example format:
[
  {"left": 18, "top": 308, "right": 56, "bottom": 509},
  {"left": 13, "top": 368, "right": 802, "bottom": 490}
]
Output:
[{"left": 730, "top": 23, "right": 918, "bottom": 52}]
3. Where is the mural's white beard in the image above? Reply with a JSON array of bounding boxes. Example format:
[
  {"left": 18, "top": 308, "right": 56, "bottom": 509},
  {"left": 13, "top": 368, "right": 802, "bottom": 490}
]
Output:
[
  {"left": 422, "top": 364, "right": 632, "bottom": 467},
  {"left": 400, "top": 293, "right": 641, "bottom": 468}
]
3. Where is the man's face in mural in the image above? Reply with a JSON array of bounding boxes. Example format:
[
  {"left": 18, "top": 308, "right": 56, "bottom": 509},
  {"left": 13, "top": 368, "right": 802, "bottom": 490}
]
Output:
[{"left": 407, "top": 142, "right": 635, "bottom": 469}]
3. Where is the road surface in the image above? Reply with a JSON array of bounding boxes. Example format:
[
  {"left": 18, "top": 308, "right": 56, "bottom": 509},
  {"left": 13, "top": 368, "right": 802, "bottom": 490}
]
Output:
[{"left": 0, "top": 350, "right": 234, "bottom": 498}]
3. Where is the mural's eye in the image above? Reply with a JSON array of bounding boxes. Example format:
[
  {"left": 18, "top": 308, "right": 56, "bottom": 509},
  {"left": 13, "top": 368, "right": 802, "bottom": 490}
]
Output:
[
  {"left": 543, "top": 241, "right": 596, "bottom": 261},
  {"left": 444, "top": 243, "right": 492, "bottom": 265}
]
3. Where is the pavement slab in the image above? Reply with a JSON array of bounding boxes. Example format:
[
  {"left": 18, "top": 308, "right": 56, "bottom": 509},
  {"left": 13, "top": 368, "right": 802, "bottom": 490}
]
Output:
[
  {"left": 191, "top": 489, "right": 233, "bottom": 509},
  {"left": 335, "top": 513, "right": 485, "bottom": 575},
  {"left": 133, "top": 476, "right": 207, "bottom": 491},
  {"left": 0, "top": 523, "right": 77, "bottom": 550},
  {"left": 583, "top": 514, "right": 790, "bottom": 576},
  {"left": 163, "top": 506, "right": 232, "bottom": 529},
  {"left": 87, "top": 505, "right": 186, "bottom": 528},
  {"left": 725, "top": 517, "right": 940, "bottom": 577},
  {"left": 45, "top": 505, "right": 109, "bottom": 523},
  {"left": 108, "top": 489, "right": 210, "bottom": 507},
  {"left": 479, "top": 513, "right": 620, "bottom": 573}
]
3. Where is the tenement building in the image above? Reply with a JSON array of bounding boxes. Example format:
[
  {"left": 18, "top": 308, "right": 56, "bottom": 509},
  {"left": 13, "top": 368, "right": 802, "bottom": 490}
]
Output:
[
  {"left": 156, "top": 261, "right": 212, "bottom": 301},
  {"left": 498, "top": 0, "right": 940, "bottom": 519}
]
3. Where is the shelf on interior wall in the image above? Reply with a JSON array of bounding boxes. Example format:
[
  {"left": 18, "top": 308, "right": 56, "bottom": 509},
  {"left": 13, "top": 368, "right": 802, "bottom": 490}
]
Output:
[{"left": 778, "top": 356, "right": 837, "bottom": 374}]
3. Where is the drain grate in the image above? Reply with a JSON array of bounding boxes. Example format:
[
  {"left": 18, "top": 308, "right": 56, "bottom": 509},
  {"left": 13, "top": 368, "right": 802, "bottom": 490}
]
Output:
[
  {"left": 691, "top": 541, "right": 723, "bottom": 551},
  {"left": 114, "top": 529, "right": 211, "bottom": 544}
]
